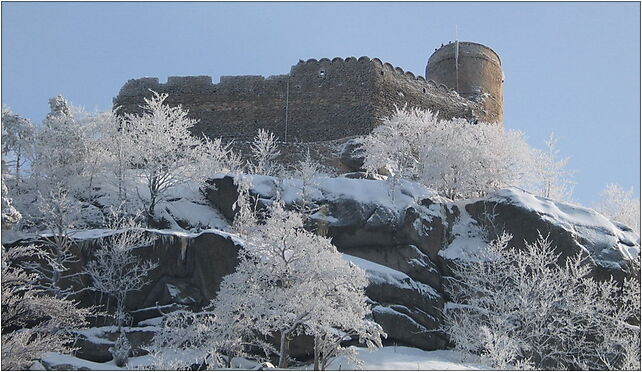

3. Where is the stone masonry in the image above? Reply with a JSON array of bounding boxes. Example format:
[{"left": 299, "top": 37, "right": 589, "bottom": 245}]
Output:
[{"left": 113, "top": 42, "right": 504, "bottom": 170}]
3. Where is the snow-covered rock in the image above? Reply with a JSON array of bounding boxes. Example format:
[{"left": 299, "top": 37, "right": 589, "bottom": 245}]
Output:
[
  {"left": 205, "top": 175, "right": 450, "bottom": 350},
  {"left": 464, "top": 187, "right": 640, "bottom": 281},
  {"left": 204, "top": 175, "right": 640, "bottom": 352},
  {"left": 338, "top": 137, "right": 366, "bottom": 171},
  {"left": 4, "top": 227, "right": 243, "bottom": 319},
  {"left": 8, "top": 175, "right": 639, "bottom": 363}
]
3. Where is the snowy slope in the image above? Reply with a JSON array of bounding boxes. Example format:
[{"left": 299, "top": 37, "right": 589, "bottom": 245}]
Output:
[
  {"left": 40, "top": 346, "right": 488, "bottom": 371},
  {"left": 249, "top": 174, "right": 445, "bottom": 213},
  {"left": 321, "top": 346, "right": 488, "bottom": 370}
]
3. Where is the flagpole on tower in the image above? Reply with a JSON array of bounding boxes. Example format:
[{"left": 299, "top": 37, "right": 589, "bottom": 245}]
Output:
[{"left": 455, "top": 25, "right": 459, "bottom": 93}]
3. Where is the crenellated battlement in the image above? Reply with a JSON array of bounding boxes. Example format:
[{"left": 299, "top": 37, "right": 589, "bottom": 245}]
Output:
[{"left": 118, "top": 55, "right": 458, "bottom": 102}]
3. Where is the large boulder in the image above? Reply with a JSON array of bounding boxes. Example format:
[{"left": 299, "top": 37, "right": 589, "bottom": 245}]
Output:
[
  {"left": 205, "top": 175, "right": 641, "bottom": 351},
  {"left": 372, "top": 305, "right": 447, "bottom": 350},
  {"left": 464, "top": 188, "right": 640, "bottom": 282},
  {"left": 345, "top": 254, "right": 446, "bottom": 350},
  {"left": 114, "top": 230, "right": 241, "bottom": 311},
  {"left": 4, "top": 228, "right": 244, "bottom": 315},
  {"left": 342, "top": 244, "right": 441, "bottom": 290}
]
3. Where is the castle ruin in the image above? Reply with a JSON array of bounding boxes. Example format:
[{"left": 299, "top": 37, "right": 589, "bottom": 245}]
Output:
[{"left": 113, "top": 41, "right": 503, "bottom": 169}]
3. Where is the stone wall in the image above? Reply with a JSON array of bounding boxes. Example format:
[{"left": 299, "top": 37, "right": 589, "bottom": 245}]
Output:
[
  {"left": 370, "top": 58, "right": 481, "bottom": 123},
  {"left": 113, "top": 57, "right": 485, "bottom": 144}
]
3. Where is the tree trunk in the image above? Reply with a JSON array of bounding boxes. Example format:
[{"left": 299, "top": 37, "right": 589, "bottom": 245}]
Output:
[
  {"left": 147, "top": 189, "right": 157, "bottom": 223},
  {"left": 116, "top": 299, "right": 125, "bottom": 331},
  {"left": 15, "top": 152, "right": 20, "bottom": 186},
  {"left": 148, "top": 197, "right": 156, "bottom": 218},
  {"left": 313, "top": 335, "right": 321, "bottom": 371},
  {"left": 278, "top": 331, "right": 290, "bottom": 368}
]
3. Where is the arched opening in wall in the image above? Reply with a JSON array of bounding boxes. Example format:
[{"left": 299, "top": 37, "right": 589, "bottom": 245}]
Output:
[
  {"left": 319, "top": 69, "right": 326, "bottom": 78},
  {"left": 422, "top": 88, "right": 426, "bottom": 93},
  {"left": 380, "top": 71, "right": 384, "bottom": 76}
]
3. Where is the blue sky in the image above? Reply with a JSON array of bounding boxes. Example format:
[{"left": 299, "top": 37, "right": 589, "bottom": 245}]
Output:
[{"left": 2, "top": 2, "right": 640, "bottom": 205}]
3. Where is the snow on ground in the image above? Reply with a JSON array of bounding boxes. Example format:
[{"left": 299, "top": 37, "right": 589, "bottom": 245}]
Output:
[
  {"left": 247, "top": 174, "right": 445, "bottom": 213},
  {"left": 22, "top": 226, "right": 244, "bottom": 251},
  {"left": 1, "top": 229, "right": 30, "bottom": 244},
  {"left": 41, "top": 346, "right": 487, "bottom": 371},
  {"left": 155, "top": 181, "right": 230, "bottom": 232},
  {"left": 343, "top": 254, "right": 439, "bottom": 298},
  {"left": 305, "top": 346, "right": 488, "bottom": 370},
  {"left": 71, "top": 325, "right": 161, "bottom": 348},
  {"left": 40, "top": 352, "right": 124, "bottom": 371},
  {"left": 158, "top": 198, "right": 229, "bottom": 231},
  {"left": 40, "top": 349, "right": 203, "bottom": 371}
]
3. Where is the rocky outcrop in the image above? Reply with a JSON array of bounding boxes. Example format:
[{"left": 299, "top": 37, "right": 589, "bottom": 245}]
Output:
[
  {"left": 128, "top": 230, "right": 241, "bottom": 310},
  {"left": 7, "top": 175, "right": 640, "bottom": 361},
  {"left": 4, "top": 228, "right": 242, "bottom": 320},
  {"left": 205, "top": 175, "right": 640, "bottom": 350},
  {"left": 205, "top": 175, "right": 451, "bottom": 350}
]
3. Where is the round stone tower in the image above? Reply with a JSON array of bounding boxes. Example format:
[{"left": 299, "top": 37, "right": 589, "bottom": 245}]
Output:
[{"left": 426, "top": 41, "right": 503, "bottom": 124}]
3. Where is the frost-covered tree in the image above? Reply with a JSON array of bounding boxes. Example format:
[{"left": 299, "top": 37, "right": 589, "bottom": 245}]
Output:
[
  {"left": 594, "top": 183, "right": 641, "bottom": 235},
  {"left": 100, "top": 109, "right": 134, "bottom": 205},
  {"left": 1, "top": 244, "right": 91, "bottom": 370},
  {"left": 306, "top": 263, "right": 385, "bottom": 370},
  {"left": 30, "top": 96, "right": 90, "bottom": 195},
  {"left": 2, "top": 176, "right": 22, "bottom": 229},
  {"left": 444, "top": 233, "right": 641, "bottom": 370},
  {"left": 362, "top": 108, "right": 534, "bottom": 200},
  {"left": 199, "top": 136, "right": 245, "bottom": 176},
  {"left": 86, "top": 209, "right": 157, "bottom": 329},
  {"left": 121, "top": 91, "right": 234, "bottom": 221},
  {"left": 46, "top": 95, "right": 71, "bottom": 118},
  {"left": 292, "top": 149, "right": 325, "bottom": 213},
  {"left": 74, "top": 109, "right": 113, "bottom": 201},
  {"left": 361, "top": 107, "right": 423, "bottom": 190},
  {"left": 151, "top": 182, "right": 382, "bottom": 369},
  {"left": 532, "top": 133, "right": 575, "bottom": 201},
  {"left": 121, "top": 91, "right": 201, "bottom": 218},
  {"left": 1, "top": 107, "right": 35, "bottom": 185},
  {"left": 249, "top": 129, "right": 281, "bottom": 176},
  {"left": 149, "top": 309, "right": 263, "bottom": 369},
  {"left": 109, "top": 331, "right": 132, "bottom": 367},
  {"left": 212, "top": 196, "right": 384, "bottom": 368},
  {"left": 23, "top": 187, "right": 84, "bottom": 298}
]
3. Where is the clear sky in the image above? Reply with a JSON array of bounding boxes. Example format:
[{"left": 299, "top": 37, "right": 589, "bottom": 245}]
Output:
[{"left": 2, "top": 1, "right": 640, "bottom": 205}]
